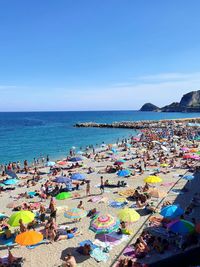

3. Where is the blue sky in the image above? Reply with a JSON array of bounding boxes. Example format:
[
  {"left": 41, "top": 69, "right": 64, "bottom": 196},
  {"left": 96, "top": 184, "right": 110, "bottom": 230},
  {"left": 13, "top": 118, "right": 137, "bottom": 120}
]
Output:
[{"left": 1, "top": 0, "right": 200, "bottom": 111}]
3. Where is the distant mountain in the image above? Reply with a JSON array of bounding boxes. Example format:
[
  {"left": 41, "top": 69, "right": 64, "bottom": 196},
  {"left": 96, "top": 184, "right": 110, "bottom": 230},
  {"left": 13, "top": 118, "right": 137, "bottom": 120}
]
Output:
[
  {"left": 140, "top": 103, "right": 159, "bottom": 111},
  {"left": 140, "top": 90, "right": 200, "bottom": 113}
]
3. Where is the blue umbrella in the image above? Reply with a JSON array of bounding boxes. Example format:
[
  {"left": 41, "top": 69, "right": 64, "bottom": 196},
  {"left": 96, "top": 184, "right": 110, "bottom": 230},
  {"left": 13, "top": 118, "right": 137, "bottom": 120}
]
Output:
[
  {"left": 28, "top": 192, "right": 36, "bottom": 197},
  {"left": 160, "top": 205, "right": 184, "bottom": 219},
  {"left": 69, "top": 157, "right": 83, "bottom": 162},
  {"left": 71, "top": 173, "right": 85, "bottom": 181},
  {"left": 117, "top": 170, "right": 130, "bottom": 177},
  {"left": 182, "top": 175, "right": 194, "bottom": 181},
  {"left": 45, "top": 161, "right": 55, "bottom": 167},
  {"left": 126, "top": 144, "right": 131, "bottom": 148},
  {"left": 0, "top": 213, "right": 8, "bottom": 219},
  {"left": 4, "top": 179, "right": 18, "bottom": 185},
  {"left": 5, "top": 170, "right": 18, "bottom": 179},
  {"left": 54, "top": 176, "right": 71, "bottom": 184},
  {"left": 111, "top": 148, "right": 117, "bottom": 153}
]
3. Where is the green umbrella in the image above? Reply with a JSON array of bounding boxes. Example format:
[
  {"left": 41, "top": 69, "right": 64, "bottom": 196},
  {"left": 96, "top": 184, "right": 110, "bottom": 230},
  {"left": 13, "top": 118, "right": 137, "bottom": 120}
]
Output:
[
  {"left": 0, "top": 183, "right": 5, "bottom": 187},
  {"left": 56, "top": 192, "right": 72, "bottom": 200},
  {"left": 8, "top": 211, "right": 35, "bottom": 227}
]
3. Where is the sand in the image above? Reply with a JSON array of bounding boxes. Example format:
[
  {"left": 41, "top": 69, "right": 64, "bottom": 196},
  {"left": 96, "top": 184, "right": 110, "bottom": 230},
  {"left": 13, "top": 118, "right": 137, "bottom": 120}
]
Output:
[{"left": 0, "top": 142, "right": 199, "bottom": 267}]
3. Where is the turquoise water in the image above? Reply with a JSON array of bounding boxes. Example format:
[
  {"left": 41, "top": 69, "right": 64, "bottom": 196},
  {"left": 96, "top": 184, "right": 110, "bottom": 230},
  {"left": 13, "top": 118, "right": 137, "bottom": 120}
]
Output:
[{"left": 0, "top": 111, "right": 200, "bottom": 164}]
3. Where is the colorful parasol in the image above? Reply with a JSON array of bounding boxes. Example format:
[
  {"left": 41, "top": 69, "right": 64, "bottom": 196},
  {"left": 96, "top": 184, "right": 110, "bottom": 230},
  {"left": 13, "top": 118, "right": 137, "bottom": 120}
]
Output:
[
  {"left": 64, "top": 208, "right": 87, "bottom": 219},
  {"left": 89, "top": 214, "right": 120, "bottom": 234}
]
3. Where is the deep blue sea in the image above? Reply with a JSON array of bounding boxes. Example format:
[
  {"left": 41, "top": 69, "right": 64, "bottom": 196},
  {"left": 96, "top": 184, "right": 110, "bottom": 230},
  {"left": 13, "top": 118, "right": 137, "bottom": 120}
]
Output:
[{"left": 0, "top": 111, "right": 200, "bottom": 164}]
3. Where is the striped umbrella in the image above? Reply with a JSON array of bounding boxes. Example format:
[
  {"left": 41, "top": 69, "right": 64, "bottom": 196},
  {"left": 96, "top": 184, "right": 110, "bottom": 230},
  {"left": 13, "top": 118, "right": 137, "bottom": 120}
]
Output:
[
  {"left": 90, "top": 214, "right": 120, "bottom": 234},
  {"left": 64, "top": 208, "right": 87, "bottom": 220}
]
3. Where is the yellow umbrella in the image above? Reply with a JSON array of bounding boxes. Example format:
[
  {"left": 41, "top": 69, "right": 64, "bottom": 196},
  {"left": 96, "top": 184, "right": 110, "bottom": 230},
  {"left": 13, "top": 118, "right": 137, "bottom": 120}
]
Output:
[
  {"left": 15, "top": 230, "right": 43, "bottom": 246},
  {"left": 118, "top": 208, "right": 140, "bottom": 223},
  {"left": 160, "top": 163, "right": 169, "bottom": 167},
  {"left": 144, "top": 176, "right": 162, "bottom": 184},
  {"left": 8, "top": 211, "right": 35, "bottom": 227},
  {"left": 115, "top": 197, "right": 127, "bottom": 203},
  {"left": 149, "top": 188, "right": 167, "bottom": 198}
]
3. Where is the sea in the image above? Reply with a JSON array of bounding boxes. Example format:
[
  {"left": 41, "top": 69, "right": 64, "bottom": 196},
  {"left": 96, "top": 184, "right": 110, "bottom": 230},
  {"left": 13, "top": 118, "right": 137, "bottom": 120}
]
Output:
[{"left": 0, "top": 111, "right": 200, "bottom": 164}]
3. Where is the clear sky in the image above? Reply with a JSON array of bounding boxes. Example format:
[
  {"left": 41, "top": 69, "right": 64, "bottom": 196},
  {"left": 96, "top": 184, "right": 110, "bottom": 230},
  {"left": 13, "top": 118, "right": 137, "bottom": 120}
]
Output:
[{"left": 1, "top": 0, "right": 200, "bottom": 111}]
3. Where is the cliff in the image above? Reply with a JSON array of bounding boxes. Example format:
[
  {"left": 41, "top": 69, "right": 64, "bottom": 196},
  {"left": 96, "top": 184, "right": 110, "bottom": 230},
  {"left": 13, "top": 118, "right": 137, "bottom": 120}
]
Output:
[
  {"left": 140, "top": 103, "right": 159, "bottom": 111},
  {"left": 140, "top": 90, "right": 200, "bottom": 113}
]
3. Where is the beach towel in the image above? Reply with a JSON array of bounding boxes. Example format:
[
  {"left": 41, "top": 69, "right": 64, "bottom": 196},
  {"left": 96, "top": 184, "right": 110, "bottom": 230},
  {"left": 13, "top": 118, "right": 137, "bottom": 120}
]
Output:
[
  {"left": 109, "top": 201, "right": 127, "bottom": 208},
  {"left": 26, "top": 239, "right": 48, "bottom": 249},
  {"left": 161, "top": 182, "right": 175, "bottom": 187},
  {"left": 123, "top": 246, "right": 135, "bottom": 257},
  {"left": 0, "top": 236, "right": 16, "bottom": 246},
  {"left": 88, "top": 196, "right": 102, "bottom": 203},
  {"left": 79, "top": 240, "right": 98, "bottom": 251},
  {"left": 90, "top": 247, "right": 109, "bottom": 262},
  {"left": 170, "top": 189, "right": 184, "bottom": 195}
]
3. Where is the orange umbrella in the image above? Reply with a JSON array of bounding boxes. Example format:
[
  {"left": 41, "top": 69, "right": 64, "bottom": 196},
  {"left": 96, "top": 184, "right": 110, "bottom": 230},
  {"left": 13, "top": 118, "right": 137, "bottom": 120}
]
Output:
[{"left": 15, "top": 231, "right": 43, "bottom": 246}]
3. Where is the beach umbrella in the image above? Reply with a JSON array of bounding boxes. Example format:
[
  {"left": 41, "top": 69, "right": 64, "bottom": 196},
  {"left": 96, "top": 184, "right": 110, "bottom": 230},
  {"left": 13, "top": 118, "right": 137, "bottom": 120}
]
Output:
[
  {"left": 149, "top": 188, "right": 167, "bottom": 198},
  {"left": 69, "top": 157, "right": 83, "bottom": 162},
  {"left": 111, "top": 148, "right": 117, "bottom": 153},
  {"left": 0, "top": 213, "right": 8, "bottom": 219},
  {"left": 126, "top": 144, "right": 131, "bottom": 148},
  {"left": 45, "top": 161, "right": 55, "bottom": 167},
  {"left": 182, "top": 175, "right": 195, "bottom": 181},
  {"left": 89, "top": 214, "right": 120, "bottom": 234},
  {"left": 64, "top": 208, "right": 87, "bottom": 220},
  {"left": 8, "top": 211, "right": 35, "bottom": 227},
  {"left": 56, "top": 192, "right": 72, "bottom": 200},
  {"left": 0, "top": 183, "right": 5, "bottom": 187},
  {"left": 15, "top": 231, "right": 43, "bottom": 246},
  {"left": 54, "top": 176, "right": 71, "bottom": 184},
  {"left": 117, "top": 169, "right": 130, "bottom": 177},
  {"left": 3, "top": 179, "right": 18, "bottom": 185},
  {"left": 144, "top": 176, "right": 162, "bottom": 184},
  {"left": 118, "top": 208, "right": 140, "bottom": 223},
  {"left": 183, "top": 154, "right": 192, "bottom": 159},
  {"left": 168, "top": 220, "right": 195, "bottom": 235},
  {"left": 160, "top": 163, "right": 169, "bottom": 167},
  {"left": 5, "top": 170, "right": 18, "bottom": 179},
  {"left": 160, "top": 205, "right": 184, "bottom": 219},
  {"left": 190, "top": 148, "right": 198, "bottom": 153},
  {"left": 71, "top": 173, "right": 85, "bottom": 181}
]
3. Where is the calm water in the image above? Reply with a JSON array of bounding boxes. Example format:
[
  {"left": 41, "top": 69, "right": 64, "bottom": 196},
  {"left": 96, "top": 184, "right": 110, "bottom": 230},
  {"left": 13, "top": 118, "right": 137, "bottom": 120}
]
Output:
[{"left": 0, "top": 111, "right": 200, "bottom": 164}]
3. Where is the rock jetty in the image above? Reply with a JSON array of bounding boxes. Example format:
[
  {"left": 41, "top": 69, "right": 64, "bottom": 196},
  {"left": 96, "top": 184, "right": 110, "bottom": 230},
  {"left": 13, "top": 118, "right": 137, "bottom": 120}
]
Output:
[{"left": 75, "top": 118, "right": 200, "bottom": 130}]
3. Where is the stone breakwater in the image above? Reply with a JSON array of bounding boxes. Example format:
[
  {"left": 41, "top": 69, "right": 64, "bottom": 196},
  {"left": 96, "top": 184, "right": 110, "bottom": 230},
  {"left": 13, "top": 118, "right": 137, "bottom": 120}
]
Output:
[{"left": 75, "top": 118, "right": 200, "bottom": 129}]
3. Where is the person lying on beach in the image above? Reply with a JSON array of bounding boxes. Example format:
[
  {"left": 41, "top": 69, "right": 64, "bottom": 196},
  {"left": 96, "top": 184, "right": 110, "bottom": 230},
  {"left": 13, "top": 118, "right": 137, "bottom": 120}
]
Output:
[{"left": 55, "top": 228, "right": 81, "bottom": 241}]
